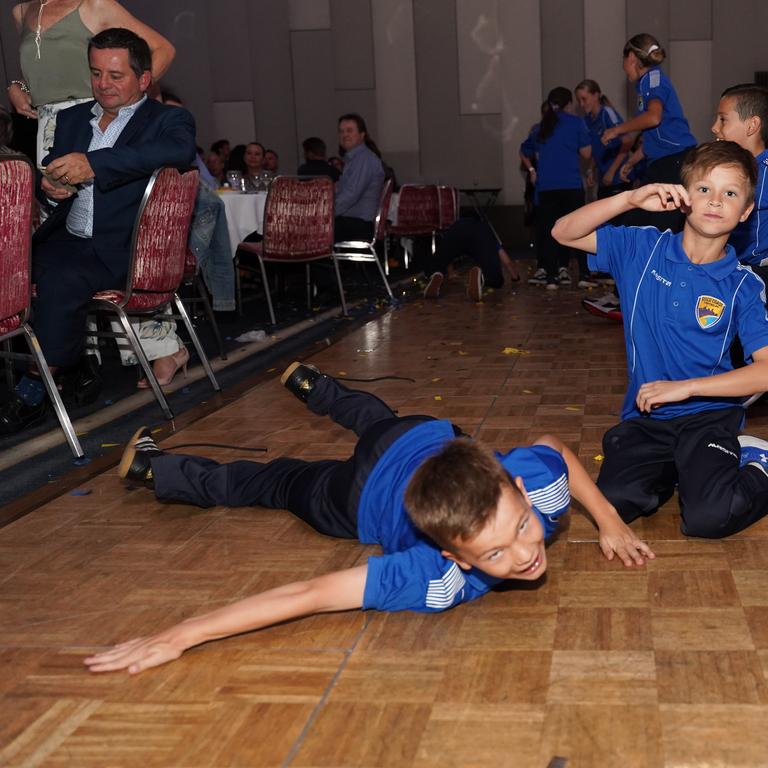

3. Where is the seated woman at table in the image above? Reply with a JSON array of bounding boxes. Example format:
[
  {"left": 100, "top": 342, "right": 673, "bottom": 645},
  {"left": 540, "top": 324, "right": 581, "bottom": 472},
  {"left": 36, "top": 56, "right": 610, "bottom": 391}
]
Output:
[{"left": 242, "top": 141, "right": 273, "bottom": 191}]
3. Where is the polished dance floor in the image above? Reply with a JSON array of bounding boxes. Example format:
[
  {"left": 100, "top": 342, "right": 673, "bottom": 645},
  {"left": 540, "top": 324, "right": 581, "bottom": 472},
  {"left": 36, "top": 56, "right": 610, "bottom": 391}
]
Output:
[{"left": 2, "top": 266, "right": 768, "bottom": 767}]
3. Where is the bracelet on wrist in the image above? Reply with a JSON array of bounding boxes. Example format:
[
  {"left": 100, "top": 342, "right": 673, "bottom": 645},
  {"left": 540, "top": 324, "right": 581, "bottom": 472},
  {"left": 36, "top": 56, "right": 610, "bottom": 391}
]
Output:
[{"left": 8, "top": 80, "right": 30, "bottom": 94}]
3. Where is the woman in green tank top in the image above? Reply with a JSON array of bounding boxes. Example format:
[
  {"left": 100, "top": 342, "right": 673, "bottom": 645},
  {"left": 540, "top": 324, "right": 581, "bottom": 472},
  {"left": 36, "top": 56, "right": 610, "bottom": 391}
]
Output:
[{"left": 9, "top": 0, "right": 175, "bottom": 161}]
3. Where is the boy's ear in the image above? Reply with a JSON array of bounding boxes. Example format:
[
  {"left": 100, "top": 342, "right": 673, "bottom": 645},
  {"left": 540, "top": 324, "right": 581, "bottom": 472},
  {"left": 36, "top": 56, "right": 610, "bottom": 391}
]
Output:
[
  {"left": 746, "top": 115, "right": 762, "bottom": 138},
  {"left": 441, "top": 550, "right": 472, "bottom": 571},
  {"left": 740, "top": 200, "right": 755, "bottom": 223},
  {"left": 513, "top": 475, "right": 532, "bottom": 506}
]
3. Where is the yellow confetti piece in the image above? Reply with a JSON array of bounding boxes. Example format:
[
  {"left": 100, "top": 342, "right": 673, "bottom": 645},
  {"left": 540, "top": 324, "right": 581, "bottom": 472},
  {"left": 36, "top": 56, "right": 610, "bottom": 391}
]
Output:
[
  {"left": 434, "top": 395, "right": 442, "bottom": 401},
  {"left": 565, "top": 406, "right": 581, "bottom": 412},
  {"left": 432, "top": 377, "right": 441, "bottom": 382},
  {"left": 101, "top": 443, "right": 119, "bottom": 448},
  {"left": 338, "top": 371, "right": 347, "bottom": 376},
  {"left": 458, "top": 350, "right": 468, "bottom": 356},
  {"left": 502, "top": 347, "right": 530, "bottom": 356},
  {"left": 267, "top": 367, "right": 276, "bottom": 373},
  {"left": 151, "top": 428, "right": 163, "bottom": 434},
  {"left": 594, "top": 454, "right": 604, "bottom": 462},
  {"left": 523, "top": 389, "right": 534, "bottom": 394}
]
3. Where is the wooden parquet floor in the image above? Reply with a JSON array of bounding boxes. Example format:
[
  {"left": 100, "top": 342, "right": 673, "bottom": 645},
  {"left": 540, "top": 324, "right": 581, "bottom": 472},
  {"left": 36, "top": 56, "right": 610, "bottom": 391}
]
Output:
[{"left": 3, "top": 266, "right": 768, "bottom": 768}]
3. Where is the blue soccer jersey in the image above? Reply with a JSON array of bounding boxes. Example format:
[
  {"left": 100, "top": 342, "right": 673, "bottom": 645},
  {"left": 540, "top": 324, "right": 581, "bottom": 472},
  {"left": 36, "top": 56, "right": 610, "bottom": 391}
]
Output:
[
  {"left": 635, "top": 67, "right": 696, "bottom": 162},
  {"left": 585, "top": 105, "right": 626, "bottom": 186},
  {"left": 358, "top": 421, "right": 570, "bottom": 613},
  {"left": 729, "top": 149, "right": 768, "bottom": 266},
  {"left": 529, "top": 113, "right": 591, "bottom": 192},
  {"left": 589, "top": 225, "right": 768, "bottom": 420}
]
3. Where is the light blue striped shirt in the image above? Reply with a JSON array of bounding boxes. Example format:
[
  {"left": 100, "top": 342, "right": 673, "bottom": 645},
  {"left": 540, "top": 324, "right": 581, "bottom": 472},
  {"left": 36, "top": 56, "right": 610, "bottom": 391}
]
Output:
[{"left": 66, "top": 95, "right": 148, "bottom": 238}]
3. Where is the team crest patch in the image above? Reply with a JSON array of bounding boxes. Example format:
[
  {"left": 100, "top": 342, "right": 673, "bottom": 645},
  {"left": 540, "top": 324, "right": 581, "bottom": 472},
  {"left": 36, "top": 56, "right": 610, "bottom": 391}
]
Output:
[{"left": 696, "top": 295, "right": 726, "bottom": 329}]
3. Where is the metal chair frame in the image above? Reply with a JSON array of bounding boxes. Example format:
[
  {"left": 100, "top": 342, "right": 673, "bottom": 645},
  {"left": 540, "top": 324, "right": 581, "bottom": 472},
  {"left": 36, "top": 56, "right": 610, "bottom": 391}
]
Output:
[
  {"left": 0, "top": 154, "right": 83, "bottom": 458},
  {"left": 90, "top": 168, "right": 220, "bottom": 420}
]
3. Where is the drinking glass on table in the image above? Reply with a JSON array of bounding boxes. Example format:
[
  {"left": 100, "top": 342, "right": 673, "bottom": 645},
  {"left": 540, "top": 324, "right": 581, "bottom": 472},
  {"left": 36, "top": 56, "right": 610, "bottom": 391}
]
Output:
[{"left": 226, "top": 170, "right": 243, "bottom": 191}]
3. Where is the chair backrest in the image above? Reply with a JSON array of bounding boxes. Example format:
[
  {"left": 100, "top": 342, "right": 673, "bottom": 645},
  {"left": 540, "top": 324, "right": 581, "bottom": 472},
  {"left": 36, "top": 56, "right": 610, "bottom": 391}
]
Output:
[
  {"left": 263, "top": 175, "right": 334, "bottom": 260},
  {"left": 438, "top": 185, "right": 459, "bottom": 229},
  {"left": 128, "top": 167, "right": 200, "bottom": 295},
  {"left": 373, "top": 177, "right": 394, "bottom": 242},
  {"left": 0, "top": 155, "right": 34, "bottom": 324},
  {"left": 394, "top": 184, "right": 439, "bottom": 232}
]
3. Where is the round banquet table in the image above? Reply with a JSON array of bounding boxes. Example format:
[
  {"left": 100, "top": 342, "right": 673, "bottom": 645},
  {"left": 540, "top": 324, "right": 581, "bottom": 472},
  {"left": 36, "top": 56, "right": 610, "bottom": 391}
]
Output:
[{"left": 217, "top": 190, "right": 267, "bottom": 258}]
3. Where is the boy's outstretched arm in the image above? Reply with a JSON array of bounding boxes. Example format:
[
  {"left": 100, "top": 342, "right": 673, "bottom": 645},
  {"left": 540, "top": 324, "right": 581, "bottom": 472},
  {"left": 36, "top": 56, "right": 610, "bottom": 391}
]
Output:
[
  {"left": 551, "top": 183, "right": 691, "bottom": 254},
  {"left": 532, "top": 434, "right": 655, "bottom": 566},
  {"left": 637, "top": 348, "right": 768, "bottom": 412},
  {"left": 84, "top": 565, "right": 368, "bottom": 674}
]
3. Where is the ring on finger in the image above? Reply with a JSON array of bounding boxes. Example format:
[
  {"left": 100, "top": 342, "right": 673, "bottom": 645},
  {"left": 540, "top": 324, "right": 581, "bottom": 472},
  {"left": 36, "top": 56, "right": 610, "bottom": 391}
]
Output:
[{"left": 63, "top": 175, "right": 71, "bottom": 185}]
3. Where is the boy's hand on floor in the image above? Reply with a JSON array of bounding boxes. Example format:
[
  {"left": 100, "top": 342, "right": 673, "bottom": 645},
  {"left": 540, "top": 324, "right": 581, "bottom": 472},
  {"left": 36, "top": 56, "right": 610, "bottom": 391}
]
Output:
[
  {"left": 628, "top": 183, "right": 690, "bottom": 213},
  {"left": 84, "top": 634, "right": 185, "bottom": 674},
  {"left": 636, "top": 379, "right": 693, "bottom": 413},
  {"left": 598, "top": 519, "right": 656, "bottom": 566}
]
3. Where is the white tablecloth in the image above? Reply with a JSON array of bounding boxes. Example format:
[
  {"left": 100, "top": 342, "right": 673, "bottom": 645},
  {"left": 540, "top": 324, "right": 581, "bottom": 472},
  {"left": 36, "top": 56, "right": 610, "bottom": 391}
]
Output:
[{"left": 218, "top": 190, "right": 267, "bottom": 258}]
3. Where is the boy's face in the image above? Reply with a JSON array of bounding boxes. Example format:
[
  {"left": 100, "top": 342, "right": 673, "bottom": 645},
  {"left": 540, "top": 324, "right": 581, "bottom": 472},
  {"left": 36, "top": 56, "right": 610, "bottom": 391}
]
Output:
[
  {"left": 711, "top": 97, "right": 751, "bottom": 146},
  {"left": 685, "top": 164, "right": 754, "bottom": 239},
  {"left": 442, "top": 480, "right": 547, "bottom": 581}
]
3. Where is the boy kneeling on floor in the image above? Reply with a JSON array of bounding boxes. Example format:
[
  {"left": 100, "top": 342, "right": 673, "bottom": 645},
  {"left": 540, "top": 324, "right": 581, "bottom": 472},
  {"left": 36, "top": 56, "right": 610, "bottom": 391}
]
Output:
[{"left": 553, "top": 140, "right": 768, "bottom": 537}]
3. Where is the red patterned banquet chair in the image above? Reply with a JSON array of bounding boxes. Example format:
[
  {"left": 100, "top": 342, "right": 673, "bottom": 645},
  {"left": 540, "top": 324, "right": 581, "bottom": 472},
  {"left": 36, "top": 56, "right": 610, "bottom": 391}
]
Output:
[
  {"left": 0, "top": 154, "right": 83, "bottom": 458},
  {"left": 388, "top": 183, "right": 440, "bottom": 267},
  {"left": 332, "top": 176, "right": 394, "bottom": 299},
  {"left": 90, "top": 168, "right": 220, "bottom": 420},
  {"left": 236, "top": 175, "right": 343, "bottom": 325}
]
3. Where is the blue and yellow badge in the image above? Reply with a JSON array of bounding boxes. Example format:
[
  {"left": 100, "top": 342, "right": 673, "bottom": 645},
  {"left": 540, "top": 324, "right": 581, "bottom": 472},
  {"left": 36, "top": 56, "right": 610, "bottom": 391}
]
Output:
[{"left": 696, "top": 295, "right": 726, "bottom": 329}]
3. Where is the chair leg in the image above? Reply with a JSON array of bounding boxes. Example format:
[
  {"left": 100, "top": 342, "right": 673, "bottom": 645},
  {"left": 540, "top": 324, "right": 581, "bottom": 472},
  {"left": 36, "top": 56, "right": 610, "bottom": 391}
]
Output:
[
  {"left": 3, "top": 339, "right": 14, "bottom": 391},
  {"left": 112, "top": 307, "right": 174, "bottom": 419},
  {"left": 373, "top": 250, "right": 394, "bottom": 300},
  {"left": 258, "top": 256, "right": 276, "bottom": 325},
  {"left": 332, "top": 257, "right": 348, "bottom": 316},
  {"left": 193, "top": 273, "right": 227, "bottom": 360},
  {"left": 23, "top": 326, "right": 84, "bottom": 459},
  {"left": 235, "top": 255, "right": 244, "bottom": 316},
  {"left": 174, "top": 294, "right": 221, "bottom": 392},
  {"left": 383, "top": 237, "right": 390, "bottom": 276},
  {"left": 306, "top": 264, "right": 312, "bottom": 310}
]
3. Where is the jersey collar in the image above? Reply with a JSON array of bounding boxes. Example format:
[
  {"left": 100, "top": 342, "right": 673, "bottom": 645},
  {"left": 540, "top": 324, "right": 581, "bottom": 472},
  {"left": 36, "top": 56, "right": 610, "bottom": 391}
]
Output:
[{"left": 663, "top": 232, "right": 738, "bottom": 281}]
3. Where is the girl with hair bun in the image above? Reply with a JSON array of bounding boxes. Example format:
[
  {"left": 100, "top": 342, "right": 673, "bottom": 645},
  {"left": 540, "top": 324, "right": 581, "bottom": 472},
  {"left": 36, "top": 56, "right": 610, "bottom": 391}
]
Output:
[
  {"left": 520, "top": 86, "right": 593, "bottom": 289},
  {"left": 601, "top": 33, "right": 696, "bottom": 230}
]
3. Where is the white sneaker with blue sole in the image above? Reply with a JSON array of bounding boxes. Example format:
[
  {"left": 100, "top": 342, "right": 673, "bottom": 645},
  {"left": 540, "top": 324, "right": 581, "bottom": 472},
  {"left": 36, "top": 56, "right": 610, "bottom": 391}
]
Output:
[{"left": 738, "top": 435, "right": 768, "bottom": 477}]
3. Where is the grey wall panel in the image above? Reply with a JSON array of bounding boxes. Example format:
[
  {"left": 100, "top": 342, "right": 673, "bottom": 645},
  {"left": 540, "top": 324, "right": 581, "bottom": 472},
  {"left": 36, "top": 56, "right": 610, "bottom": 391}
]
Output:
[
  {"left": 413, "top": 0, "right": 462, "bottom": 183},
  {"left": 456, "top": 0, "right": 501, "bottom": 115},
  {"left": 459, "top": 114, "right": 503, "bottom": 188},
  {"left": 385, "top": 150, "right": 420, "bottom": 182},
  {"left": 205, "top": 0, "right": 254, "bottom": 102},
  {"left": 212, "top": 101, "right": 256, "bottom": 148},
  {"left": 626, "top": 0, "right": 669, "bottom": 45},
  {"left": 670, "top": 0, "right": 711, "bottom": 40},
  {"left": 540, "top": 0, "right": 584, "bottom": 94},
  {"left": 330, "top": 0, "right": 375, "bottom": 90},
  {"left": 289, "top": 0, "right": 331, "bottom": 30},
  {"left": 669, "top": 40, "right": 711, "bottom": 143},
  {"left": 712, "top": 0, "right": 768, "bottom": 108},
  {"left": 584, "top": 0, "right": 628, "bottom": 118},
  {"left": 499, "top": 0, "right": 541, "bottom": 205},
  {"left": 246, "top": 1, "right": 298, "bottom": 172},
  {"left": 291, "top": 30, "right": 338, "bottom": 167},
  {"left": 371, "top": 0, "right": 419, "bottom": 155}
]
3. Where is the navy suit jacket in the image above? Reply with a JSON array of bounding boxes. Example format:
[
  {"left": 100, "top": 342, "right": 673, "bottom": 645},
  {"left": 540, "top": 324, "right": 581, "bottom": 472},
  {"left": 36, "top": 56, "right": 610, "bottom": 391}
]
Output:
[{"left": 35, "top": 97, "right": 197, "bottom": 276}]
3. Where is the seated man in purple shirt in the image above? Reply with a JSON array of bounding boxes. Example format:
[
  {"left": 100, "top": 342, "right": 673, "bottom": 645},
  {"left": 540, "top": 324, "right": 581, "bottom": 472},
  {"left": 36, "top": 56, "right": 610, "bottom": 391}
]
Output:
[{"left": 334, "top": 113, "right": 385, "bottom": 242}]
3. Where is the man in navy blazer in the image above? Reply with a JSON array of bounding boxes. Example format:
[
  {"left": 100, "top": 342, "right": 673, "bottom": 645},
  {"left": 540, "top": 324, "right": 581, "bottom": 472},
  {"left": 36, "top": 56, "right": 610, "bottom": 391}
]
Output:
[{"left": 0, "top": 27, "right": 196, "bottom": 435}]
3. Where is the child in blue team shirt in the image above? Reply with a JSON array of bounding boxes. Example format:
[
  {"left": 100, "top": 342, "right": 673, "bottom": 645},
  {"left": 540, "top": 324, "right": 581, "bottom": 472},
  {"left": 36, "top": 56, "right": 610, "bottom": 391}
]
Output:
[
  {"left": 601, "top": 33, "right": 697, "bottom": 233},
  {"left": 553, "top": 141, "right": 768, "bottom": 538},
  {"left": 575, "top": 79, "right": 634, "bottom": 199},
  {"left": 520, "top": 87, "right": 593, "bottom": 289},
  {"left": 85, "top": 363, "right": 653, "bottom": 674},
  {"left": 711, "top": 84, "right": 768, "bottom": 279}
]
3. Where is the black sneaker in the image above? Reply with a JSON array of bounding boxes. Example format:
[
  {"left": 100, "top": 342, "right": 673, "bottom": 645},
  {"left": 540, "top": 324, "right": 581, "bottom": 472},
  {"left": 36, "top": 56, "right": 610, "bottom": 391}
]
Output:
[
  {"left": 0, "top": 393, "right": 48, "bottom": 435},
  {"left": 118, "top": 426, "right": 164, "bottom": 486},
  {"left": 280, "top": 361, "right": 322, "bottom": 403},
  {"left": 59, "top": 355, "right": 103, "bottom": 407}
]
